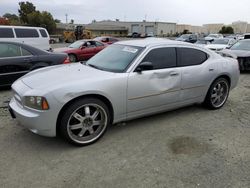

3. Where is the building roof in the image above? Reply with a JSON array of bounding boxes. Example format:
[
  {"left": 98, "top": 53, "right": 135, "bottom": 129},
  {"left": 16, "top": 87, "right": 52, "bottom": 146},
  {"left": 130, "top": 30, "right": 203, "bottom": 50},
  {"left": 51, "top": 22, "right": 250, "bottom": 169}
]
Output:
[
  {"left": 86, "top": 24, "right": 128, "bottom": 31},
  {"left": 116, "top": 38, "right": 192, "bottom": 47}
]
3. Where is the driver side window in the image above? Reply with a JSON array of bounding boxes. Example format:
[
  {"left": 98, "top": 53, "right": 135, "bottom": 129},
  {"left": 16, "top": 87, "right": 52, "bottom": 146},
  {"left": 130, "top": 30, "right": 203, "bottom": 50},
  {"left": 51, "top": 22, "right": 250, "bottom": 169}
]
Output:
[{"left": 141, "top": 47, "right": 177, "bottom": 70}]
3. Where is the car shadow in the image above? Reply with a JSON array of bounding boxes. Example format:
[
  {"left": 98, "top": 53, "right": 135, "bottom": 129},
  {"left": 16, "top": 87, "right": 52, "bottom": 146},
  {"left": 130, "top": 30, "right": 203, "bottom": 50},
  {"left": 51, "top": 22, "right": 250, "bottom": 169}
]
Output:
[{"left": 9, "top": 104, "right": 210, "bottom": 151}]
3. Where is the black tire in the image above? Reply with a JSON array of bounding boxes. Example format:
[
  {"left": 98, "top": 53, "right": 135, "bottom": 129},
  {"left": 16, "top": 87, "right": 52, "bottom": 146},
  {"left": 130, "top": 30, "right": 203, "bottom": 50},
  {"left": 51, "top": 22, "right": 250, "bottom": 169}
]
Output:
[
  {"left": 68, "top": 54, "right": 77, "bottom": 62},
  {"left": 59, "top": 98, "right": 110, "bottom": 146},
  {"left": 203, "top": 78, "right": 230, "bottom": 110}
]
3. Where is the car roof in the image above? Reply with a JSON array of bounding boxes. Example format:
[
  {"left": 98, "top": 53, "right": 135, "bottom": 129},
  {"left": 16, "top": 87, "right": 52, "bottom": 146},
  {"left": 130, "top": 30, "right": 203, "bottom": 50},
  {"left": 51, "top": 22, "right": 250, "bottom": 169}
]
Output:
[
  {"left": 0, "top": 41, "right": 48, "bottom": 54},
  {"left": 0, "top": 25, "right": 46, "bottom": 30},
  {"left": 116, "top": 38, "right": 193, "bottom": 48}
]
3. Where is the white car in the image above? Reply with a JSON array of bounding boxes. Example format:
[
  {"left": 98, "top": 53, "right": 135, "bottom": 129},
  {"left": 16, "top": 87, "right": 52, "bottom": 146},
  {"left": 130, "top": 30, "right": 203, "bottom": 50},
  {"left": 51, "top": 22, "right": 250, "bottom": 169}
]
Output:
[
  {"left": 0, "top": 25, "right": 51, "bottom": 51},
  {"left": 9, "top": 38, "right": 240, "bottom": 145},
  {"left": 206, "top": 38, "right": 236, "bottom": 51},
  {"left": 205, "top": 34, "right": 224, "bottom": 41}
]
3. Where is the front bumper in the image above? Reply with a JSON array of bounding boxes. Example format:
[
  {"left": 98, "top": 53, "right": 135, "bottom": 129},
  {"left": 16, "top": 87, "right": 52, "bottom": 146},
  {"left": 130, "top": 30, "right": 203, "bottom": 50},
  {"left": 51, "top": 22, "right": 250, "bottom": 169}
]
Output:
[{"left": 9, "top": 97, "right": 57, "bottom": 137}]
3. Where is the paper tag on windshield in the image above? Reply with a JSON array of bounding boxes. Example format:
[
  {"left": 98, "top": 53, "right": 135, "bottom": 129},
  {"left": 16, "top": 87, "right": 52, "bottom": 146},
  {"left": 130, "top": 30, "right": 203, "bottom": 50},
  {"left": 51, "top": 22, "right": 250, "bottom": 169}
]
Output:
[{"left": 122, "top": 47, "right": 138, "bottom": 53}]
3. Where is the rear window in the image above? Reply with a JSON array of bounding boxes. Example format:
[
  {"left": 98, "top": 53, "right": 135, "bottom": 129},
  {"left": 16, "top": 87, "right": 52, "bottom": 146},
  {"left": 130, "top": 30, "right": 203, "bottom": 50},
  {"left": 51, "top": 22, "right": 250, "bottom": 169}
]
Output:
[
  {"left": 15, "top": 28, "right": 39, "bottom": 38},
  {"left": 0, "top": 43, "right": 21, "bottom": 58},
  {"left": 39, "top": 29, "right": 48, "bottom": 38},
  {"left": 0, "top": 28, "right": 14, "bottom": 38},
  {"left": 177, "top": 48, "right": 208, "bottom": 67}
]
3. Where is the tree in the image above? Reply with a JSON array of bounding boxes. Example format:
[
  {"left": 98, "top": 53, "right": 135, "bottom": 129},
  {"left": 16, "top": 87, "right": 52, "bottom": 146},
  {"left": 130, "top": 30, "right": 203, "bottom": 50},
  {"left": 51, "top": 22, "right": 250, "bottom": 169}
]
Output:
[
  {"left": 0, "top": 17, "right": 10, "bottom": 25},
  {"left": 54, "top": 19, "right": 61, "bottom": 23},
  {"left": 40, "top": 11, "right": 56, "bottom": 33},
  {"left": 18, "top": 1, "right": 36, "bottom": 24},
  {"left": 2, "top": 13, "right": 20, "bottom": 25},
  {"left": 70, "top": 19, "right": 74, "bottom": 24},
  {"left": 219, "top": 26, "right": 234, "bottom": 34},
  {"left": 182, "top": 29, "right": 190, "bottom": 34},
  {"left": 26, "top": 11, "right": 56, "bottom": 33}
]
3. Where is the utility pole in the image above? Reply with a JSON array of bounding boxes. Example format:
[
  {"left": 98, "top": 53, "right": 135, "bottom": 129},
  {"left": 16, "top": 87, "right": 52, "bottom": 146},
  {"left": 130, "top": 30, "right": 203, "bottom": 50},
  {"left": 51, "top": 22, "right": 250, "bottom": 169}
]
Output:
[{"left": 65, "top": 14, "right": 68, "bottom": 24}]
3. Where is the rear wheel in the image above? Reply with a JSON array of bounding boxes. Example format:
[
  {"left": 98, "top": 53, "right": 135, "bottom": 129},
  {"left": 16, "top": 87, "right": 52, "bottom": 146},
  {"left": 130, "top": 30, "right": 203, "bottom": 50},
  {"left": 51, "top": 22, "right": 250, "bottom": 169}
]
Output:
[
  {"left": 68, "top": 54, "right": 77, "bottom": 62},
  {"left": 59, "top": 98, "right": 110, "bottom": 146},
  {"left": 204, "top": 78, "right": 230, "bottom": 109}
]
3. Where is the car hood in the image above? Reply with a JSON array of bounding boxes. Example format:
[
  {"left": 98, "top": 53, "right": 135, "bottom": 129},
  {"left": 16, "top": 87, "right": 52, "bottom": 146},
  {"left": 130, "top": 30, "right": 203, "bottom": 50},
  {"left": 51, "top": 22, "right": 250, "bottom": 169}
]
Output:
[
  {"left": 21, "top": 63, "right": 114, "bottom": 89},
  {"left": 206, "top": 44, "right": 228, "bottom": 50},
  {"left": 53, "top": 47, "right": 74, "bottom": 53},
  {"left": 175, "top": 38, "right": 186, "bottom": 41},
  {"left": 222, "top": 49, "right": 250, "bottom": 57}
]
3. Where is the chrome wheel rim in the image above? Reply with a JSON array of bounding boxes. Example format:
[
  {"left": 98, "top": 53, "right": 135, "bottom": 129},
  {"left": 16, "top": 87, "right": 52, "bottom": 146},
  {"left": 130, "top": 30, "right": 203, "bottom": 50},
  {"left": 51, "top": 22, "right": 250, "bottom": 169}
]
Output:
[
  {"left": 210, "top": 80, "right": 229, "bottom": 108},
  {"left": 67, "top": 104, "right": 107, "bottom": 144}
]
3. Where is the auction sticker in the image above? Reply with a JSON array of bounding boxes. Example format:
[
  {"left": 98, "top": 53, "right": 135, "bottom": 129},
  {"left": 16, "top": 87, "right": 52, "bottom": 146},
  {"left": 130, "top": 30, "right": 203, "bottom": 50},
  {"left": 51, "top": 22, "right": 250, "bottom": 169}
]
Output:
[{"left": 122, "top": 47, "right": 138, "bottom": 53}]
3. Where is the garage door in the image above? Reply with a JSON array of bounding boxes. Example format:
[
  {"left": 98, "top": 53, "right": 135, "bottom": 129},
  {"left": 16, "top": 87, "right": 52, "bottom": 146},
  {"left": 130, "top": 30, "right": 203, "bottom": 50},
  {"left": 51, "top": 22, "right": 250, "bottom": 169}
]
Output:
[
  {"left": 131, "top": 24, "right": 139, "bottom": 33},
  {"left": 145, "top": 26, "right": 154, "bottom": 34}
]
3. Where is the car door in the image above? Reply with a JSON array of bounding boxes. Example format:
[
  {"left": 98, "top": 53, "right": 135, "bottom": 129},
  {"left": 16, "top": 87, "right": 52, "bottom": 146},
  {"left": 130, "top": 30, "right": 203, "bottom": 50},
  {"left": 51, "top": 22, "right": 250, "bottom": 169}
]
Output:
[
  {"left": 0, "top": 43, "right": 33, "bottom": 86},
  {"left": 176, "top": 47, "right": 217, "bottom": 101},
  {"left": 94, "top": 41, "right": 106, "bottom": 53},
  {"left": 127, "top": 47, "right": 181, "bottom": 116},
  {"left": 78, "top": 41, "right": 97, "bottom": 60}
]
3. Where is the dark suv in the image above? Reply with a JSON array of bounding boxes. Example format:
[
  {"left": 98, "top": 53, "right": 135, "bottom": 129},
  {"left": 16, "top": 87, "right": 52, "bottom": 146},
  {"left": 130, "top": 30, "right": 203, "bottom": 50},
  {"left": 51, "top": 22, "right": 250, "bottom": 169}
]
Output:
[{"left": 175, "top": 34, "right": 198, "bottom": 43}]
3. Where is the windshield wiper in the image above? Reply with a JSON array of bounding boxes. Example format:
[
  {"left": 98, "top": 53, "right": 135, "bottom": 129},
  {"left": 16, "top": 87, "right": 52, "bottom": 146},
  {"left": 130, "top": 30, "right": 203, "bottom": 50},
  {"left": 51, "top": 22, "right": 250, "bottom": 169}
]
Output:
[{"left": 86, "top": 63, "right": 104, "bottom": 70}]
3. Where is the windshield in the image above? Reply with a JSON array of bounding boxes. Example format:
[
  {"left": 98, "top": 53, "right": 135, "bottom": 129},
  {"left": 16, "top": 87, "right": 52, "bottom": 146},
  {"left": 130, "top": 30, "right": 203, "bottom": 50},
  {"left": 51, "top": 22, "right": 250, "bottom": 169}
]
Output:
[
  {"left": 212, "top": 39, "right": 229, "bottom": 44},
  {"left": 68, "top": 41, "right": 85, "bottom": 48},
  {"left": 179, "top": 34, "right": 190, "bottom": 39},
  {"left": 86, "top": 44, "right": 143, "bottom": 72},
  {"left": 230, "top": 40, "right": 250, "bottom": 51},
  {"left": 196, "top": 40, "right": 206, "bottom": 44},
  {"left": 207, "top": 34, "right": 218, "bottom": 38}
]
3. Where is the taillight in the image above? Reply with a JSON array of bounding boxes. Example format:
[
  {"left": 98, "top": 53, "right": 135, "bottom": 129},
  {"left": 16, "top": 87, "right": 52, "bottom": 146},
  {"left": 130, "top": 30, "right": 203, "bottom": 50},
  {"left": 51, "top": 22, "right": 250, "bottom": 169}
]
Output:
[{"left": 63, "top": 56, "right": 70, "bottom": 64}]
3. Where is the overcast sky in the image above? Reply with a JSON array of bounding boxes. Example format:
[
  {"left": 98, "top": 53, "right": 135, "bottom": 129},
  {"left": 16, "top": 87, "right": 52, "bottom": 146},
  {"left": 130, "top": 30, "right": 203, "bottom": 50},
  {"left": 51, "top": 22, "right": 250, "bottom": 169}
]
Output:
[{"left": 0, "top": 0, "right": 249, "bottom": 25}]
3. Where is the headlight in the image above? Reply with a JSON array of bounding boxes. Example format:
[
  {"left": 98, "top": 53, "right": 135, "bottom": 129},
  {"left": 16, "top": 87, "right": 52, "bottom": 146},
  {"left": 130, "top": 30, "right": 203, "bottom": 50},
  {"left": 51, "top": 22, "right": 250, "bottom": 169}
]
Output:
[{"left": 24, "top": 96, "right": 49, "bottom": 110}]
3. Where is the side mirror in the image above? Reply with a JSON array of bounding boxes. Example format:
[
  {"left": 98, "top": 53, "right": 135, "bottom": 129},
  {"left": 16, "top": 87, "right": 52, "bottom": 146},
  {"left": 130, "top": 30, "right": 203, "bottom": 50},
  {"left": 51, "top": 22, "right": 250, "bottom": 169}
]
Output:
[
  {"left": 135, "top": 62, "right": 153, "bottom": 72},
  {"left": 80, "top": 46, "right": 86, "bottom": 50}
]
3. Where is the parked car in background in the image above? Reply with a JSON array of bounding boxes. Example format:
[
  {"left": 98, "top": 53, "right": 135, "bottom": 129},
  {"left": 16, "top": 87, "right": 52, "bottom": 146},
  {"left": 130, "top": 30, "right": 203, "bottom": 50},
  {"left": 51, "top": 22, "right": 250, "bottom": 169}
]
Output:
[
  {"left": 53, "top": 40, "right": 106, "bottom": 62},
  {"left": 127, "top": 32, "right": 141, "bottom": 38},
  {"left": 205, "top": 34, "right": 224, "bottom": 41},
  {"left": 206, "top": 38, "right": 236, "bottom": 51},
  {"left": 140, "top": 32, "right": 155, "bottom": 38},
  {"left": 94, "top": 36, "right": 119, "bottom": 45},
  {"left": 9, "top": 38, "right": 239, "bottom": 146},
  {"left": 175, "top": 34, "right": 198, "bottom": 43},
  {"left": 195, "top": 39, "right": 211, "bottom": 47},
  {"left": 222, "top": 39, "right": 250, "bottom": 71},
  {"left": 243, "top": 33, "right": 250, "bottom": 39},
  {"left": 0, "top": 41, "right": 69, "bottom": 87},
  {"left": 0, "top": 25, "right": 51, "bottom": 51}
]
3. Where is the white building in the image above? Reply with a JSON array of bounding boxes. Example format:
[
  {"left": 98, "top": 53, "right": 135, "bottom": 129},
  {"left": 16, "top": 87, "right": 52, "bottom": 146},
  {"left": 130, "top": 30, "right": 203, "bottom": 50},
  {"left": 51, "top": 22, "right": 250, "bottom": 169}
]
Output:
[{"left": 91, "top": 20, "right": 176, "bottom": 36}]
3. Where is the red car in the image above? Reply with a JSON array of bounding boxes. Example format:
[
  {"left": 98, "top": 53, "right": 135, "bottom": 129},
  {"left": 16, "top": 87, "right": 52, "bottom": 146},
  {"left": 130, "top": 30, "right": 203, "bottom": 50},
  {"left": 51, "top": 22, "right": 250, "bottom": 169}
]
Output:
[
  {"left": 94, "top": 36, "right": 119, "bottom": 45},
  {"left": 54, "top": 40, "right": 106, "bottom": 62}
]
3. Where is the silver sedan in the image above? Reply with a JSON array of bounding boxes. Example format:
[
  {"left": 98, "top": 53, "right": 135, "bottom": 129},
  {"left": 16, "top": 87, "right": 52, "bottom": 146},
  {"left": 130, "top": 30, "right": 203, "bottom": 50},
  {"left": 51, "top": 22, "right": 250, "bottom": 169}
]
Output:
[{"left": 9, "top": 38, "right": 240, "bottom": 146}]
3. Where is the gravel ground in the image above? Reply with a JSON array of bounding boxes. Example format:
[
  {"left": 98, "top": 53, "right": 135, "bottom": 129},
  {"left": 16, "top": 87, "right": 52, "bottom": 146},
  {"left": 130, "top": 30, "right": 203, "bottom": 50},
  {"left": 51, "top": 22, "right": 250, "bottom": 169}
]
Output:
[{"left": 0, "top": 73, "right": 249, "bottom": 188}]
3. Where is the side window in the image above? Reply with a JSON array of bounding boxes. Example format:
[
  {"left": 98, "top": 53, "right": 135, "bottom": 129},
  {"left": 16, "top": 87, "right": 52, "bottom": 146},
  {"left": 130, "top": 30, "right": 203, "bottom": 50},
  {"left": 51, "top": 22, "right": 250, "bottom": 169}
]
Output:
[
  {"left": 21, "top": 47, "right": 32, "bottom": 56},
  {"left": 177, "top": 48, "right": 208, "bottom": 67},
  {"left": 15, "top": 28, "right": 39, "bottom": 38},
  {"left": 39, "top": 29, "right": 48, "bottom": 38},
  {"left": 0, "top": 44, "right": 21, "bottom": 58},
  {"left": 0, "top": 28, "right": 14, "bottom": 38},
  {"left": 95, "top": 41, "right": 104, "bottom": 46},
  {"left": 141, "top": 47, "right": 176, "bottom": 70}
]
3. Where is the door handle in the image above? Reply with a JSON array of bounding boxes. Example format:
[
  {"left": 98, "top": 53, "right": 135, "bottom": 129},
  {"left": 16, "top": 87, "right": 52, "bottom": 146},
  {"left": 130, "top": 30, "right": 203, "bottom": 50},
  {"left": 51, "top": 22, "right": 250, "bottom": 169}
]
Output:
[
  {"left": 170, "top": 72, "right": 179, "bottom": 76},
  {"left": 209, "top": 68, "right": 214, "bottom": 71}
]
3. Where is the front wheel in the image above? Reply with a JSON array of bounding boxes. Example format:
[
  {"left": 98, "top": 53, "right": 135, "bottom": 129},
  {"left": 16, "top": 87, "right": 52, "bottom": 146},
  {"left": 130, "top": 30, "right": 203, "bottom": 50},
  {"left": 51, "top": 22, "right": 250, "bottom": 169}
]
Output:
[
  {"left": 204, "top": 78, "right": 230, "bottom": 110},
  {"left": 68, "top": 54, "right": 77, "bottom": 62},
  {"left": 59, "top": 98, "right": 110, "bottom": 146}
]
